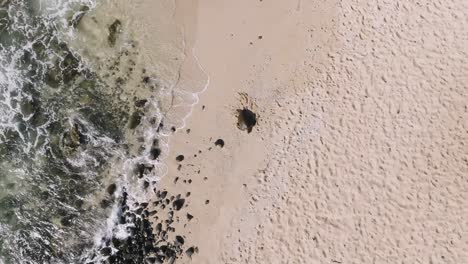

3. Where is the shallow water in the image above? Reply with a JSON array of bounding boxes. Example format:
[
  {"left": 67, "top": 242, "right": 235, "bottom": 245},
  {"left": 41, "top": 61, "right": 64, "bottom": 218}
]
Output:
[{"left": 0, "top": 0, "right": 206, "bottom": 263}]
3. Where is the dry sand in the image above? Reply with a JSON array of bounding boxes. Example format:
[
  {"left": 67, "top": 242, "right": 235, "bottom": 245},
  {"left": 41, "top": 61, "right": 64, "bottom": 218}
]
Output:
[{"left": 135, "top": 0, "right": 467, "bottom": 263}]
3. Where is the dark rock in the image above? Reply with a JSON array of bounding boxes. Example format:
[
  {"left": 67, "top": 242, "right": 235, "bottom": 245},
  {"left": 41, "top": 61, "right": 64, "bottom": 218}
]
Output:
[
  {"left": 175, "top": 236, "right": 184, "bottom": 246},
  {"left": 149, "top": 148, "right": 161, "bottom": 160},
  {"left": 237, "top": 108, "right": 257, "bottom": 133},
  {"left": 172, "top": 199, "right": 185, "bottom": 211},
  {"left": 135, "top": 164, "right": 154, "bottom": 178},
  {"left": 100, "top": 247, "right": 112, "bottom": 256},
  {"left": 100, "top": 199, "right": 112, "bottom": 209},
  {"left": 214, "top": 139, "right": 225, "bottom": 147},
  {"left": 128, "top": 111, "right": 143, "bottom": 129},
  {"left": 60, "top": 216, "right": 73, "bottom": 227},
  {"left": 175, "top": 155, "right": 184, "bottom": 162},
  {"left": 186, "top": 213, "right": 193, "bottom": 221},
  {"left": 142, "top": 76, "right": 151, "bottom": 84},
  {"left": 135, "top": 99, "right": 148, "bottom": 107},
  {"left": 107, "top": 183, "right": 117, "bottom": 195},
  {"left": 45, "top": 66, "right": 61, "bottom": 88}
]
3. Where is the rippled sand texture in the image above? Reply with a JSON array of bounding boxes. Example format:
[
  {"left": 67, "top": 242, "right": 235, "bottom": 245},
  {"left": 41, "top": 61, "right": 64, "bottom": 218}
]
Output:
[{"left": 151, "top": 0, "right": 467, "bottom": 263}]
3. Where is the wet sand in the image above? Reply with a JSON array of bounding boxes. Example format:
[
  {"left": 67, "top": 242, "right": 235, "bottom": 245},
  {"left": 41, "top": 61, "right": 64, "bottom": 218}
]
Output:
[{"left": 137, "top": 0, "right": 467, "bottom": 263}]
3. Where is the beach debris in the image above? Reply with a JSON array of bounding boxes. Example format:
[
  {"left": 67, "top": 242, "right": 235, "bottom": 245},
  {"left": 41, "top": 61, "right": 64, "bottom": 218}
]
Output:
[
  {"left": 108, "top": 19, "right": 122, "bottom": 46},
  {"left": 214, "top": 139, "right": 225, "bottom": 147},
  {"left": 176, "top": 155, "right": 185, "bottom": 162}
]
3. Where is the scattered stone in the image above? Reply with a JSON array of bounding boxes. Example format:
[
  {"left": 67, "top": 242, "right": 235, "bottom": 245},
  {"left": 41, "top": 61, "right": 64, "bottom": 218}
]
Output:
[
  {"left": 176, "top": 155, "right": 184, "bottom": 162},
  {"left": 135, "top": 164, "right": 154, "bottom": 178},
  {"left": 205, "top": 200, "right": 210, "bottom": 205},
  {"left": 142, "top": 76, "right": 151, "bottom": 84},
  {"left": 214, "top": 139, "right": 225, "bottom": 147},
  {"left": 149, "top": 148, "right": 161, "bottom": 160},
  {"left": 186, "top": 247, "right": 196, "bottom": 258},
  {"left": 237, "top": 108, "right": 257, "bottom": 133},
  {"left": 175, "top": 236, "right": 184, "bottom": 246},
  {"left": 186, "top": 213, "right": 193, "bottom": 221},
  {"left": 173, "top": 199, "right": 185, "bottom": 211},
  {"left": 135, "top": 99, "right": 148, "bottom": 107}
]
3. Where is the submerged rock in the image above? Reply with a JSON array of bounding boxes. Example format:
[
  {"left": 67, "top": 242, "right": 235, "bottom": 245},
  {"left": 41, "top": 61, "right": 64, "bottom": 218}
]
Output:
[
  {"left": 149, "top": 148, "right": 161, "bottom": 160},
  {"left": 69, "top": 6, "right": 90, "bottom": 28},
  {"left": 108, "top": 19, "right": 122, "bottom": 46},
  {"left": 128, "top": 111, "right": 143, "bottom": 129},
  {"left": 62, "top": 123, "right": 86, "bottom": 150}
]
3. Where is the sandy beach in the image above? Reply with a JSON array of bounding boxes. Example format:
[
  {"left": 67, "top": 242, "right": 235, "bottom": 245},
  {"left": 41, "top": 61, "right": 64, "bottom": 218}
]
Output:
[
  {"left": 0, "top": 0, "right": 465, "bottom": 263},
  {"left": 137, "top": 0, "right": 468, "bottom": 263}
]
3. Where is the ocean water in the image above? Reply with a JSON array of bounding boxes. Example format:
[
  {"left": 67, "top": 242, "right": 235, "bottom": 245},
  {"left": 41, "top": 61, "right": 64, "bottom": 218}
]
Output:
[{"left": 0, "top": 0, "right": 207, "bottom": 263}]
